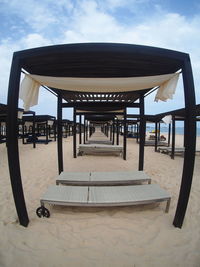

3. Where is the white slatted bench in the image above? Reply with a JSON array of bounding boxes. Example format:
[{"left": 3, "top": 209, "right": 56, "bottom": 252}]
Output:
[
  {"left": 78, "top": 144, "right": 123, "bottom": 156},
  {"left": 36, "top": 184, "right": 171, "bottom": 217},
  {"left": 56, "top": 171, "right": 151, "bottom": 186}
]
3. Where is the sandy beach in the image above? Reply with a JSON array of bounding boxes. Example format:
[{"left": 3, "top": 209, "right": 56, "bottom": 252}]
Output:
[{"left": 0, "top": 131, "right": 200, "bottom": 267}]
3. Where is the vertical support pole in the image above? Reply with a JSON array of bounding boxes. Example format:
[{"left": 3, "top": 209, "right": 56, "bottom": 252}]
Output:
[
  {"left": 73, "top": 108, "right": 77, "bottom": 158},
  {"left": 171, "top": 116, "right": 175, "bottom": 159},
  {"left": 32, "top": 113, "right": 36, "bottom": 148},
  {"left": 106, "top": 123, "right": 109, "bottom": 137},
  {"left": 123, "top": 108, "right": 127, "bottom": 160},
  {"left": 168, "top": 123, "right": 171, "bottom": 147},
  {"left": 79, "top": 115, "right": 82, "bottom": 144},
  {"left": 86, "top": 120, "right": 88, "bottom": 142},
  {"left": 158, "top": 122, "right": 161, "bottom": 141},
  {"left": 173, "top": 56, "right": 196, "bottom": 228},
  {"left": 116, "top": 119, "right": 119, "bottom": 145},
  {"left": 110, "top": 123, "right": 112, "bottom": 141},
  {"left": 45, "top": 121, "right": 48, "bottom": 144},
  {"left": 57, "top": 95, "right": 63, "bottom": 174},
  {"left": 7, "top": 54, "right": 29, "bottom": 227},
  {"left": 112, "top": 121, "right": 115, "bottom": 145},
  {"left": 53, "top": 119, "right": 56, "bottom": 142},
  {"left": 155, "top": 121, "right": 158, "bottom": 152},
  {"left": 139, "top": 95, "right": 145, "bottom": 171},
  {"left": 22, "top": 123, "right": 25, "bottom": 144},
  {"left": 136, "top": 123, "right": 139, "bottom": 143},
  {"left": 183, "top": 119, "right": 186, "bottom": 147},
  {"left": 84, "top": 117, "right": 86, "bottom": 144}
]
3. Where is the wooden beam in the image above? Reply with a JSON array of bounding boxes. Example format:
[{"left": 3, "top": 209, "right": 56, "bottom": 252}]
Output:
[{"left": 62, "top": 102, "right": 140, "bottom": 109}]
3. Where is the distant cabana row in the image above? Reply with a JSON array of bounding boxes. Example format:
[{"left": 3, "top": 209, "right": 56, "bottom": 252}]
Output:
[{"left": 155, "top": 104, "right": 200, "bottom": 158}]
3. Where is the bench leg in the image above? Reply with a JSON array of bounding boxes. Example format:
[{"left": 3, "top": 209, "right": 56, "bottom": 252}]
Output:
[{"left": 165, "top": 198, "right": 171, "bottom": 213}]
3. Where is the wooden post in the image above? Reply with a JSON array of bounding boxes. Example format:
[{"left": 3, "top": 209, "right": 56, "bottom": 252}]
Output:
[
  {"left": 53, "top": 119, "right": 56, "bottom": 142},
  {"left": 139, "top": 95, "right": 145, "bottom": 170},
  {"left": 136, "top": 123, "right": 139, "bottom": 143},
  {"left": 155, "top": 122, "right": 158, "bottom": 152},
  {"left": 73, "top": 108, "right": 77, "bottom": 158},
  {"left": 86, "top": 120, "right": 88, "bottom": 141},
  {"left": 57, "top": 95, "right": 63, "bottom": 174},
  {"left": 22, "top": 123, "right": 25, "bottom": 144},
  {"left": 79, "top": 115, "right": 82, "bottom": 144},
  {"left": 110, "top": 123, "right": 112, "bottom": 141},
  {"left": 116, "top": 119, "right": 119, "bottom": 145},
  {"left": 112, "top": 121, "right": 115, "bottom": 145},
  {"left": 84, "top": 117, "right": 86, "bottom": 144},
  {"left": 123, "top": 108, "right": 127, "bottom": 160},
  {"left": 173, "top": 57, "right": 196, "bottom": 228},
  {"left": 32, "top": 113, "right": 36, "bottom": 148},
  {"left": 45, "top": 121, "right": 48, "bottom": 144},
  {"left": 171, "top": 116, "right": 175, "bottom": 159},
  {"left": 158, "top": 122, "right": 161, "bottom": 141},
  {"left": 168, "top": 123, "right": 171, "bottom": 147},
  {"left": 7, "top": 54, "right": 29, "bottom": 227}
]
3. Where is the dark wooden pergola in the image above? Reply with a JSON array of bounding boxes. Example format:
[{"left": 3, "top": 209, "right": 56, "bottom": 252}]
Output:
[
  {"left": 7, "top": 43, "right": 196, "bottom": 228},
  {"left": 155, "top": 105, "right": 200, "bottom": 158},
  {"left": 22, "top": 115, "right": 56, "bottom": 144}
]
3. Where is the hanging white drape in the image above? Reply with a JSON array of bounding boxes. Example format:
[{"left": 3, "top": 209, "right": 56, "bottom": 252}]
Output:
[
  {"left": 162, "top": 115, "right": 172, "bottom": 124},
  {"left": 154, "top": 73, "right": 179, "bottom": 102},
  {"left": 19, "top": 75, "right": 40, "bottom": 111},
  {"left": 19, "top": 72, "right": 180, "bottom": 111}
]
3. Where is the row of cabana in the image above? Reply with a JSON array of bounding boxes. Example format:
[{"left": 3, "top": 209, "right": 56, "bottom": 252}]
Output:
[{"left": 2, "top": 101, "right": 199, "bottom": 160}]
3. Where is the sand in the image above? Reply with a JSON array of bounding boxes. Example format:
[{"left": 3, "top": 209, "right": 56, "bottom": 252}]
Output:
[{"left": 0, "top": 131, "right": 200, "bottom": 267}]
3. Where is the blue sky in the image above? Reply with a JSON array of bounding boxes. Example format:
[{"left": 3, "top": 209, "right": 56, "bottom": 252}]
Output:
[{"left": 0, "top": 0, "right": 199, "bottom": 120}]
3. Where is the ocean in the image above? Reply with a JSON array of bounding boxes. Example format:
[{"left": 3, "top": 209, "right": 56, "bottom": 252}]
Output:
[
  {"left": 127, "top": 126, "right": 200, "bottom": 136},
  {"left": 146, "top": 126, "right": 200, "bottom": 136}
]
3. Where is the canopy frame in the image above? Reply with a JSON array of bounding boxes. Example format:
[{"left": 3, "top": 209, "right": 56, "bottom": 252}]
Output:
[{"left": 6, "top": 43, "right": 196, "bottom": 228}]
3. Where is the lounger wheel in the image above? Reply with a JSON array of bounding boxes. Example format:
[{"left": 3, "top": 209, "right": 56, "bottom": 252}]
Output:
[{"left": 36, "top": 206, "right": 50, "bottom": 218}]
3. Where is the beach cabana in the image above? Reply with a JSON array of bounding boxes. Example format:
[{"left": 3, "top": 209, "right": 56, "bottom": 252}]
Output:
[
  {"left": 7, "top": 43, "right": 196, "bottom": 228},
  {"left": 76, "top": 112, "right": 125, "bottom": 158},
  {"left": 0, "top": 103, "right": 25, "bottom": 143},
  {"left": 22, "top": 115, "right": 56, "bottom": 144},
  {"left": 156, "top": 105, "right": 200, "bottom": 158}
]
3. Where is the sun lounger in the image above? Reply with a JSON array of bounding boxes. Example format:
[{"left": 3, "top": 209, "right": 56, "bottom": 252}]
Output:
[
  {"left": 158, "top": 147, "right": 200, "bottom": 155},
  {"left": 56, "top": 172, "right": 91, "bottom": 185},
  {"left": 78, "top": 144, "right": 123, "bottom": 156},
  {"left": 87, "top": 140, "right": 112, "bottom": 145},
  {"left": 56, "top": 171, "right": 151, "bottom": 185},
  {"left": 144, "top": 140, "right": 168, "bottom": 146},
  {"left": 90, "top": 171, "right": 151, "bottom": 185},
  {"left": 36, "top": 184, "right": 171, "bottom": 217}
]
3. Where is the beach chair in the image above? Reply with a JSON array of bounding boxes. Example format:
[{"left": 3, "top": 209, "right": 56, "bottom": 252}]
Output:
[
  {"left": 78, "top": 144, "right": 123, "bottom": 156},
  {"left": 56, "top": 171, "right": 151, "bottom": 186},
  {"left": 36, "top": 184, "right": 171, "bottom": 217}
]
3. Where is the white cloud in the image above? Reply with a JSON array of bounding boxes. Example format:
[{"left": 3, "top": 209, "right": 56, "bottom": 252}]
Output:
[
  {"left": 0, "top": 0, "right": 199, "bottom": 116},
  {"left": 20, "top": 34, "right": 52, "bottom": 49}
]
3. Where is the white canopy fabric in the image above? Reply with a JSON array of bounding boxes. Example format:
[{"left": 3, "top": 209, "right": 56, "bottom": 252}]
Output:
[
  {"left": 162, "top": 115, "right": 172, "bottom": 124},
  {"left": 19, "top": 72, "right": 180, "bottom": 111}
]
